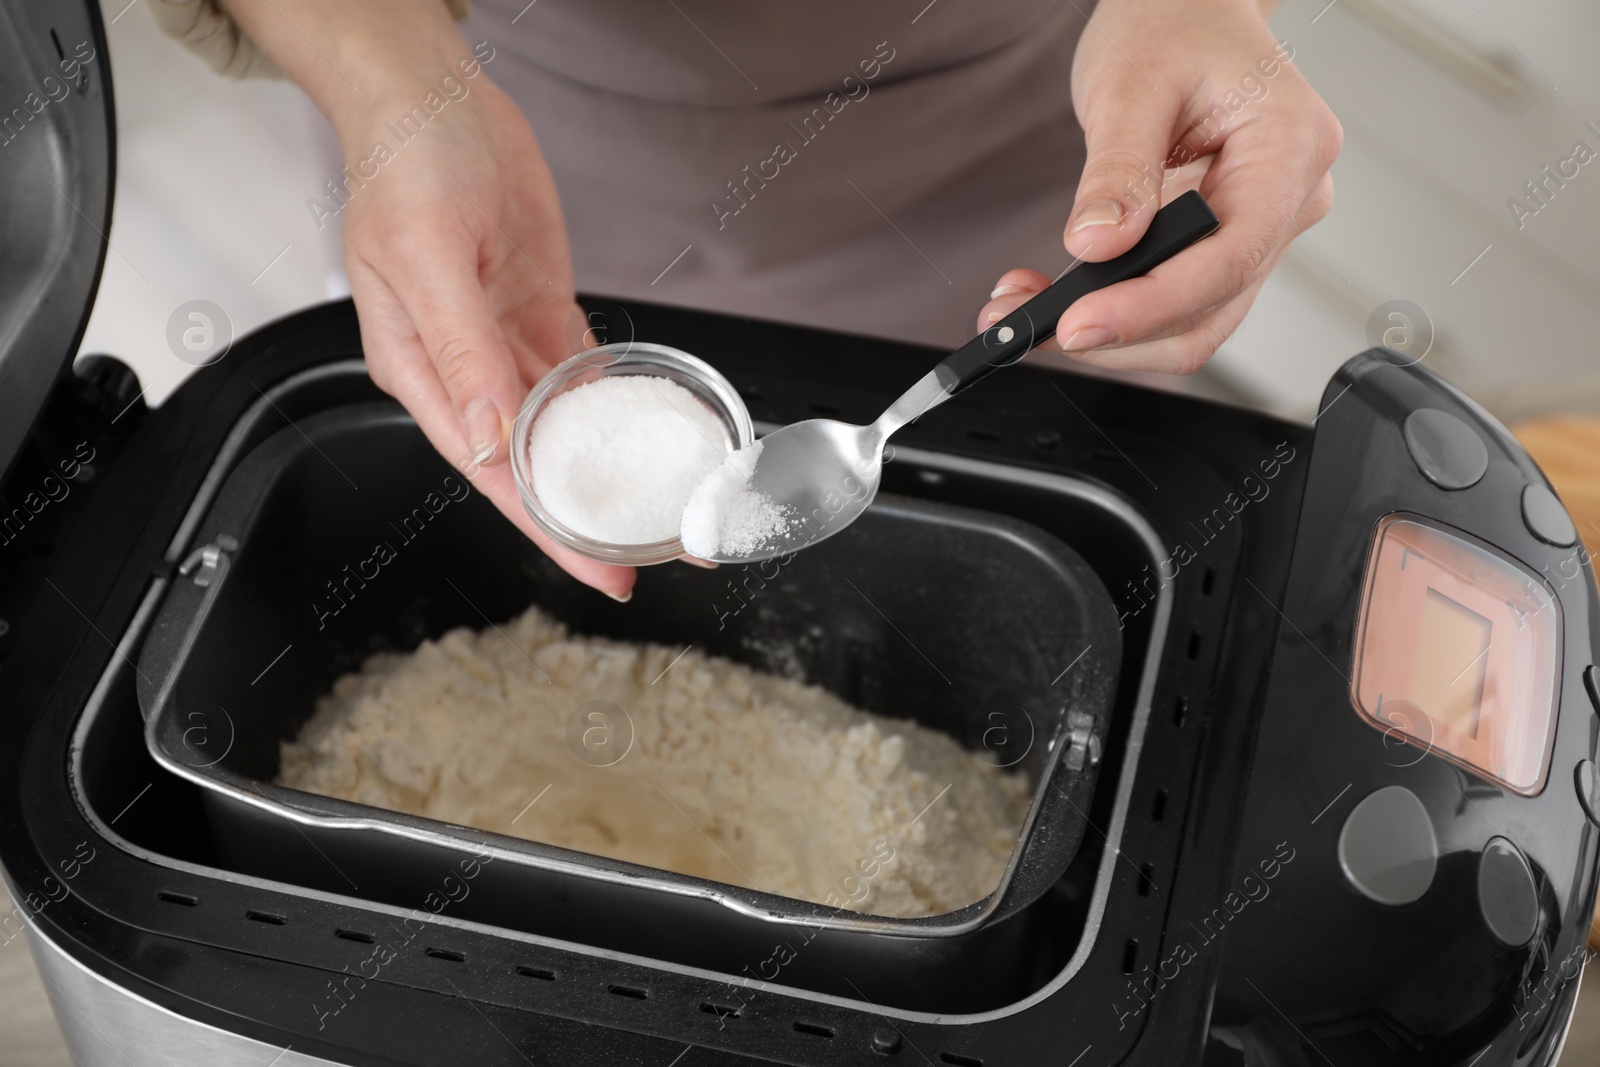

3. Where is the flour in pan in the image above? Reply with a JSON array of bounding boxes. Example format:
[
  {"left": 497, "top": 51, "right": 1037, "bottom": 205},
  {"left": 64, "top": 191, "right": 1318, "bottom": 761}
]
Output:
[{"left": 278, "top": 606, "right": 1031, "bottom": 918}]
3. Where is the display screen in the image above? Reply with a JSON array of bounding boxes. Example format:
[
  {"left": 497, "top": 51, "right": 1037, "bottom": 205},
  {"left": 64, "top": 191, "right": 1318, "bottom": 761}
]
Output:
[
  {"left": 1412, "top": 589, "right": 1492, "bottom": 738},
  {"left": 1351, "top": 516, "right": 1561, "bottom": 795}
]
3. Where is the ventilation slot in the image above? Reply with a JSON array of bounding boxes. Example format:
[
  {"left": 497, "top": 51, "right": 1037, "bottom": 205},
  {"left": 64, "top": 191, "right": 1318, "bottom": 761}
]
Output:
[
  {"left": 701, "top": 1001, "right": 741, "bottom": 1020},
  {"left": 794, "top": 1021, "right": 835, "bottom": 1039},
  {"left": 1201, "top": 565, "right": 1217, "bottom": 595},
  {"left": 808, "top": 403, "right": 842, "bottom": 416},
  {"left": 607, "top": 984, "right": 649, "bottom": 1000},
  {"left": 425, "top": 947, "right": 466, "bottom": 963},
  {"left": 515, "top": 965, "right": 556, "bottom": 982},
  {"left": 1092, "top": 449, "right": 1126, "bottom": 465},
  {"left": 1137, "top": 864, "right": 1155, "bottom": 897},
  {"left": 965, "top": 427, "right": 1000, "bottom": 442},
  {"left": 335, "top": 929, "right": 376, "bottom": 944},
  {"left": 1121, "top": 938, "right": 1139, "bottom": 975},
  {"left": 1152, "top": 789, "right": 1169, "bottom": 823},
  {"left": 940, "top": 1054, "right": 984, "bottom": 1067},
  {"left": 158, "top": 891, "right": 198, "bottom": 907},
  {"left": 246, "top": 910, "right": 286, "bottom": 926},
  {"left": 1172, "top": 696, "right": 1188, "bottom": 727},
  {"left": 1186, "top": 630, "right": 1202, "bottom": 660}
]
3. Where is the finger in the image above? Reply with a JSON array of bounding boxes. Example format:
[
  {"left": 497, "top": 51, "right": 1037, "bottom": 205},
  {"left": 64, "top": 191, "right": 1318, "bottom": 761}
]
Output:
[
  {"left": 496, "top": 291, "right": 587, "bottom": 387},
  {"left": 1066, "top": 73, "right": 1181, "bottom": 262},
  {"left": 354, "top": 266, "right": 636, "bottom": 600},
  {"left": 387, "top": 226, "right": 531, "bottom": 471},
  {"left": 990, "top": 268, "right": 1052, "bottom": 297},
  {"left": 976, "top": 269, "right": 1051, "bottom": 331},
  {"left": 1066, "top": 275, "right": 1267, "bottom": 375},
  {"left": 1057, "top": 121, "right": 1334, "bottom": 353}
]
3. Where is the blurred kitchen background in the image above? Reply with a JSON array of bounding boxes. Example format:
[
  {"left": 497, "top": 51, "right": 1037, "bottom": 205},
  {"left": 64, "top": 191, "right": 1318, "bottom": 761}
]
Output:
[
  {"left": 72, "top": 0, "right": 1600, "bottom": 422},
  {"left": 7, "top": 0, "right": 1600, "bottom": 1063}
]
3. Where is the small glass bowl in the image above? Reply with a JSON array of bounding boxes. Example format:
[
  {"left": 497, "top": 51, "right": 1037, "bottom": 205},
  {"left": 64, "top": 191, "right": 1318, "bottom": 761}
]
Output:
[{"left": 510, "top": 342, "right": 755, "bottom": 566}]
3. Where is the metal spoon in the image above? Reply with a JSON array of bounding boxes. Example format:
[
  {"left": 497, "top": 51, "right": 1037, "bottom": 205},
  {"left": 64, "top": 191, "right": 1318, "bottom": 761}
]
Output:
[{"left": 693, "top": 191, "right": 1220, "bottom": 564}]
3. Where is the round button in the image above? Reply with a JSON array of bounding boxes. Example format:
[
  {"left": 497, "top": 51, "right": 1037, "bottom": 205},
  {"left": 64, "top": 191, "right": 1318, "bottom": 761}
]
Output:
[
  {"left": 1576, "top": 761, "right": 1600, "bottom": 827},
  {"left": 1477, "top": 837, "right": 1539, "bottom": 948},
  {"left": 871, "top": 1028, "right": 902, "bottom": 1055},
  {"left": 1522, "top": 484, "right": 1577, "bottom": 547},
  {"left": 1339, "top": 785, "right": 1439, "bottom": 905},
  {"left": 1404, "top": 409, "right": 1489, "bottom": 490}
]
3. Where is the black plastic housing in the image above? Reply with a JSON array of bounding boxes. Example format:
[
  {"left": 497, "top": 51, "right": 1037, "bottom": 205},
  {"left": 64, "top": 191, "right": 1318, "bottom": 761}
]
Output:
[{"left": 2, "top": 295, "right": 1304, "bottom": 1066}]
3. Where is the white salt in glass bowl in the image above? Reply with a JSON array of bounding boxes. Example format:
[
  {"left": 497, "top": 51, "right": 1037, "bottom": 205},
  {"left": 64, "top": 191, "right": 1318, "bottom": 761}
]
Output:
[{"left": 510, "top": 342, "right": 755, "bottom": 566}]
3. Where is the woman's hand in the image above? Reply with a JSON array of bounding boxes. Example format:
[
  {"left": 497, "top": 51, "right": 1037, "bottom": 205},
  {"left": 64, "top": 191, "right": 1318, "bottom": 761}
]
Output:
[
  {"left": 339, "top": 83, "right": 633, "bottom": 600},
  {"left": 978, "top": 0, "right": 1341, "bottom": 374},
  {"left": 219, "top": 0, "right": 633, "bottom": 599}
]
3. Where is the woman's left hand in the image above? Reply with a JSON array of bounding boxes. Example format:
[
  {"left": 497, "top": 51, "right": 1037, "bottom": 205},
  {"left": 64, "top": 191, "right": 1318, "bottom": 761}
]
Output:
[{"left": 977, "top": 0, "right": 1341, "bottom": 374}]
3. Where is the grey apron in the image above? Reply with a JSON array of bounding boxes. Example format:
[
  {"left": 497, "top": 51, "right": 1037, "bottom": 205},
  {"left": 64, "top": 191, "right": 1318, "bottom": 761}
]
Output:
[{"left": 463, "top": 0, "right": 1090, "bottom": 348}]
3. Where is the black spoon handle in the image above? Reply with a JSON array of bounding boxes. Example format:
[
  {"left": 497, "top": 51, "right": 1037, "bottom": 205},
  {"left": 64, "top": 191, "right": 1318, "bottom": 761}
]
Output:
[{"left": 933, "top": 190, "right": 1220, "bottom": 395}]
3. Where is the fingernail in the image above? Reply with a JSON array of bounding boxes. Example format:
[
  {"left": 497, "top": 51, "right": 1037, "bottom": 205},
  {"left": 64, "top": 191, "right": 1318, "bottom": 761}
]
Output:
[
  {"left": 989, "top": 283, "right": 1029, "bottom": 300},
  {"left": 607, "top": 588, "right": 633, "bottom": 604},
  {"left": 985, "top": 309, "right": 1005, "bottom": 325},
  {"left": 1061, "top": 327, "right": 1118, "bottom": 351},
  {"left": 462, "top": 397, "right": 501, "bottom": 464},
  {"left": 1069, "top": 199, "right": 1124, "bottom": 235}
]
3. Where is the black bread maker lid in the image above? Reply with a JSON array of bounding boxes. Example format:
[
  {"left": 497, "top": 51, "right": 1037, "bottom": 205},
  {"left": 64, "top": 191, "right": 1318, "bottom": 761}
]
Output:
[{"left": 0, "top": 0, "right": 113, "bottom": 483}]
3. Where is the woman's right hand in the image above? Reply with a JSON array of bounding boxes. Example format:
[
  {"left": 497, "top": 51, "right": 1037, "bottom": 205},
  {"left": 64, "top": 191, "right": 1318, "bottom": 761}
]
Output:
[{"left": 220, "top": 0, "right": 635, "bottom": 600}]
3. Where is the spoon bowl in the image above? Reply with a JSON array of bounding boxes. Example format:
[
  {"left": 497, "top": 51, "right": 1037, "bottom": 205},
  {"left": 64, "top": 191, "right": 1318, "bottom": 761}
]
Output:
[
  {"left": 693, "top": 368, "right": 947, "bottom": 563},
  {"left": 751, "top": 419, "right": 884, "bottom": 513},
  {"left": 711, "top": 419, "right": 885, "bottom": 563}
]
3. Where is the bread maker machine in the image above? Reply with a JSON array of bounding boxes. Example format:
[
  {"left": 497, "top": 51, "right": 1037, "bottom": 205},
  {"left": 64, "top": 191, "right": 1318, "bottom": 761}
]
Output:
[{"left": 4, "top": 2, "right": 1599, "bottom": 1065}]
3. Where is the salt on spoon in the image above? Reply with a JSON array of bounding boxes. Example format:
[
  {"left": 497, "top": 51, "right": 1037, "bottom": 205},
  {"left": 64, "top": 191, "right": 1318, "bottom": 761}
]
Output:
[{"left": 680, "top": 441, "right": 794, "bottom": 560}]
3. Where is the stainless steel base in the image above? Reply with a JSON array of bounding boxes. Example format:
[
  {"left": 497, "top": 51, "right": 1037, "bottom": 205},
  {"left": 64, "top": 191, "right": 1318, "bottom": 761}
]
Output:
[{"left": 11, "top": 885, "right": 346, "bottom": 1067}]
